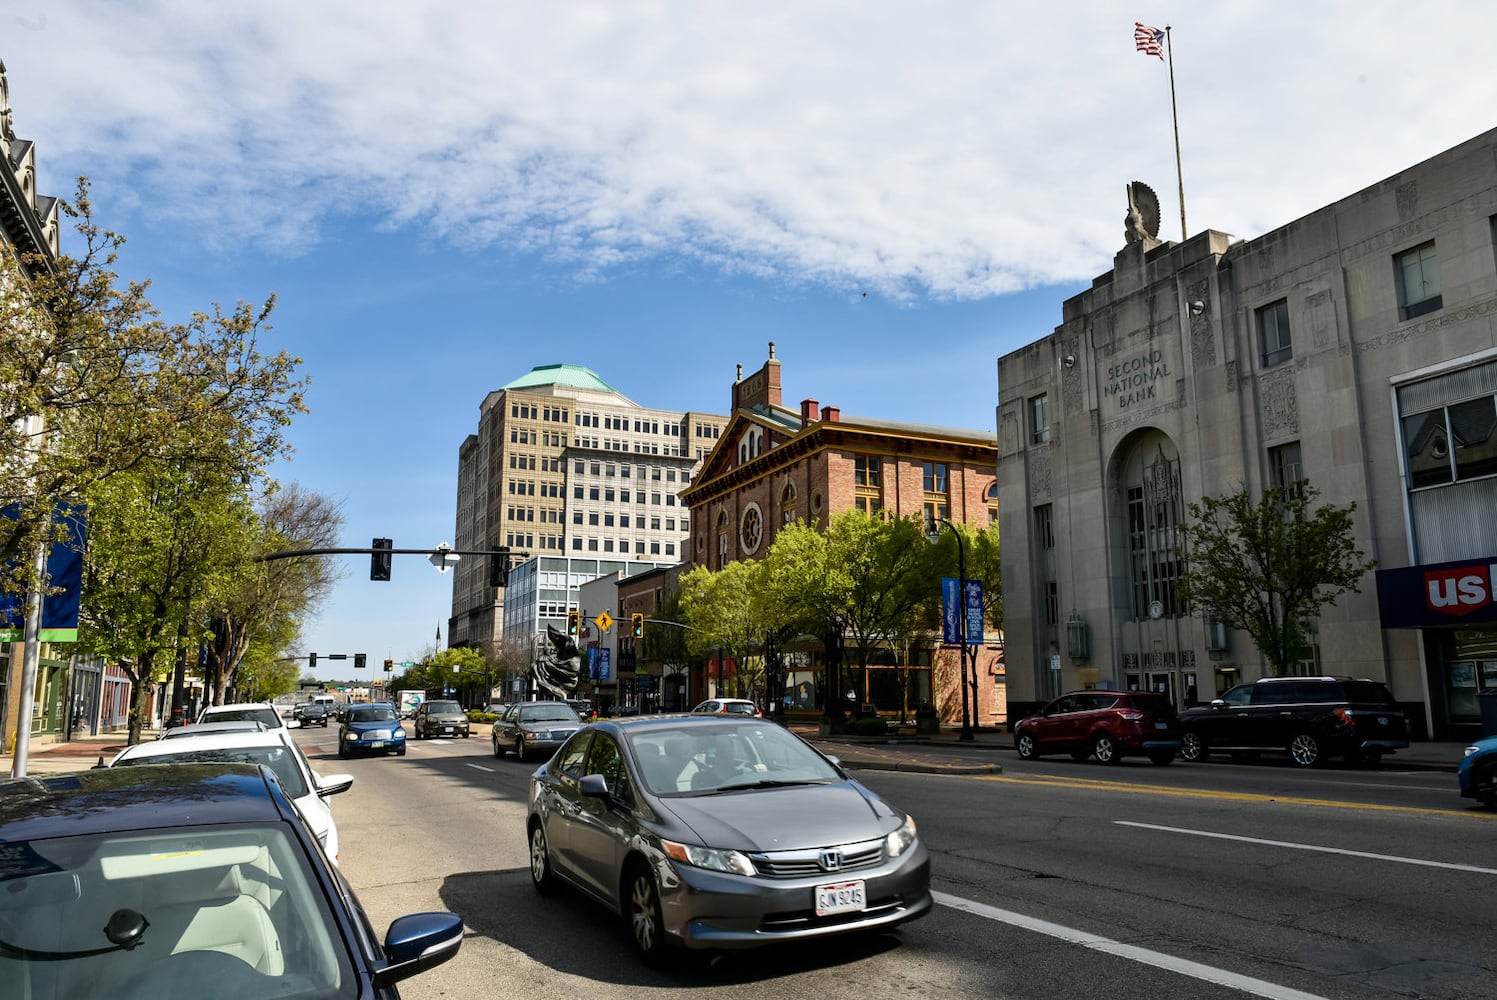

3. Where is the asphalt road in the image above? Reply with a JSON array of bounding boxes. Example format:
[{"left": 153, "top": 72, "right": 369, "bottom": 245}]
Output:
[{"left": 296, "top": 727, "right": 1496, "bottom": 1000}]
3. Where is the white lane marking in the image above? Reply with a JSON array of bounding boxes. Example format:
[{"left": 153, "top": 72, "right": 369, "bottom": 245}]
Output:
[
  {"left": 935, "top": 890, "right": 1328, "bottom": 1000},
  {"left": 1115, "top": 821, "right": 1497, "bottom": 875},
  {"left": 465, "top": 763, "right": 494, "bottom": 773}
]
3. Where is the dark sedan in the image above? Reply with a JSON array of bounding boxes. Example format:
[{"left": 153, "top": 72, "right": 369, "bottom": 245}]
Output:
[
  {"left": 338, "top": 702, "right": 407, "bottom": 758},
  {"left": 0, "top": 763, "right": 462, "bottom": 998},
  {"left": 496, "top": 700, "right": 582, "bottom": 761},
  {"left": 527, "top": 715, "right": 931, "bottom": 963}
]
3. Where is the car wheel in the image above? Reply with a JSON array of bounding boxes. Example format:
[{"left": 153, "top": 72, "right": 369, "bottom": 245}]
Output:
[
  {"left": 1014, "top": 732, "right": 1038, "bottom": 760},
  {"left": 492, "top": 735, "right": 503, "bottom": 759},
  {"left": 529, "top": 822, "right": 556, "bottom": 894},
  {"left": 1288, "top": 732, "right": 1324, "bottom": 767},
  {"left": 1475, "top": 764, "right": 1497, "bottom": 807},
  {"left": 515, "top": 736, "right": 527, "bottom": 761},
  {"left": 627, "top": 860, "right": 670, "bottom": 965},
  {"left": 396, "top": 745, "right": 406, "bottom": 756},
  {"left": 337, "top": 743, "right": 348, "bottom": 760},
  {"left": 1092, "top": 734, "right": 1120, "bottom": 764},
  {"left": 1179, "top": 731, "right": 1206, "bottom": 762},
  {"left": 1148, "top": 750, "right": 1175, "bottom": 765}
]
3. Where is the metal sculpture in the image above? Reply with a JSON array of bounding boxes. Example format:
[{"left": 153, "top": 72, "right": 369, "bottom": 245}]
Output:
[{"left": 532, "top": 625, "right": 583, "bottom": 699}]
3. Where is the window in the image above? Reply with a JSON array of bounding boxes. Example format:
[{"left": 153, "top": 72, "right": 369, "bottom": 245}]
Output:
[
  {"left": 854, "top": 455, "right": 882, "bottom": 517},
  {"left": 921, "top": 462, "right": 949, "bottom": 533},
  {"left": 1257, "top": 299, "right": 1292, "bottom": 367},
  {"left": 986, "top": 482, "right": 999, "bottom": 525},
  {"left": 1396, "top": 242, "right": 1442, "bottom": 320},
  {"left": 922, "top": 462, "right": 947, "bottom": 493},
  {"left": 1269, "top": 442, "right": 1304, "bottom": 493},
  {"left": 1029, "top": 394, "right": 1051, "bottom": 444},
  {"left": 1402, "top": 394, "right": 1497, "bottom": 488}
]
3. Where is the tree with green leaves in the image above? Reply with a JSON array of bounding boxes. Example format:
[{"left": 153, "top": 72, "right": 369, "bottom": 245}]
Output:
[
  {"left": 77, "top": 457, "right": 259, "bottom": 743},
  {"left": 1, "top": 178, "right": 305, "bottom": 614},
  {"left": 679, "top": 559, "right": 766, "bottom": 700},
  {"left": 1177, "top": 483, "right": 1375, "bottom": 677}
]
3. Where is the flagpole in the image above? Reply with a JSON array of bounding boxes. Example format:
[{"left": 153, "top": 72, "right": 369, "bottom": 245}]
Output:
[{"left": 1165, "top": 25, "right": 1187, "bottom": 240}]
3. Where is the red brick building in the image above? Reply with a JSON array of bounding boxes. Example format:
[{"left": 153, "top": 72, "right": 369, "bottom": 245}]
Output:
[{"left": 679, "top": 345, "right": 1005, "bottom": 727}]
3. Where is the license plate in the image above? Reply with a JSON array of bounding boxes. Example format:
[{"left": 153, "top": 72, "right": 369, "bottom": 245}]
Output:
[
  {"left": 1155, "top": 722, "right": 1169, "bottom": 729},
  {"left": 369, "top": 740, "right": 386, "bottom": 748},
  {"left": 815, "top": 880, "right": 866, "bottom": 917}
]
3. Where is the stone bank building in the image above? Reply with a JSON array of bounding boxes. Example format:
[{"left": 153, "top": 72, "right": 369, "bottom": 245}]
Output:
[{"left": 998, "top": 128, "right": 1497, "bottom": 741}]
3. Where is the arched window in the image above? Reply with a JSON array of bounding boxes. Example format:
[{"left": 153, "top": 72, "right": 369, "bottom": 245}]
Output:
[
  {"left": 780, "top": 481, "right": 798, "bottom": 526},
  {"left": 985, "top": 482, "right": 999, "bottom": 525},
  {"left": 716, "top": 510, "right": 730, "bottom": 568}
]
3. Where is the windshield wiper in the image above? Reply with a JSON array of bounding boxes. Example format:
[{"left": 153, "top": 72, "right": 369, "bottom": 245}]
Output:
[{"left": 710, "top": 778, "right": 832, "bottom": 792}]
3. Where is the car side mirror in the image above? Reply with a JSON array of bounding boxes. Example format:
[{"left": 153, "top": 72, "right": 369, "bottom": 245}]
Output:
[
  {"left": 579, "top": 773, "right": 610, "bottom": 798},
  {"left": 286, "top": 719, "right": 302, "bottom": 729},
  {"left": 1210, "top": 699, "right": 1227, "bottom": 709}
]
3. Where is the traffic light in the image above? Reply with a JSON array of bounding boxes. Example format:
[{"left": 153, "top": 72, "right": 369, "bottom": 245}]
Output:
[
  {"left": 354, "top": 653, "right": 366, "bottom": 670},
  {"left": 567, "top": 609, "right": 580, "bottom": 636},
  {"left": 489, "top": 550, "right": 509, "bottom": 588},
  {"left": 631, "top": 613, "right": 644, "bottom": 638},
  {"left": 384, "top": 658, "right": 393, "bottom": 672},
  {"left": 309, "top": 652, "right": 317, "bottom": 668},
  {"left": 370, "top": 537, "right": 392, "bottom": 581}
]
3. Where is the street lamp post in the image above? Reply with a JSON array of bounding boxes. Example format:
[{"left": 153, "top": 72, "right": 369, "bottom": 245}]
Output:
[{"left": 936, "top": 518, "right": 974, "bottom": 742}]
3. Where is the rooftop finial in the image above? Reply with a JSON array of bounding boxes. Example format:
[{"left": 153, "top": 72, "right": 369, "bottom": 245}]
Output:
[
  {"left": 736, "top": 364, "right": 743, "bottom": 381},
  {"left": 769, "top": 341, "right": 776, "bottom": 360}
]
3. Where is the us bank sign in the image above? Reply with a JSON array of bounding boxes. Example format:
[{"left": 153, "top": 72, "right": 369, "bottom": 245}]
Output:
[{"left": 1102, "top": 347, "right": 1176, "bottom": 418}]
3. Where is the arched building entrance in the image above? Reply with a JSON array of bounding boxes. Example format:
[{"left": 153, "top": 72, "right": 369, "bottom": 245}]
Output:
[{"left": 1110, "top": 430, "right": 1196, "bottom": 707}]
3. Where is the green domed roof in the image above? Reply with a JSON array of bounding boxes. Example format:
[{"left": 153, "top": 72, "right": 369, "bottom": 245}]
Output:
[{"left": 502, "top": 364, "right": 620, "bottom": 393}]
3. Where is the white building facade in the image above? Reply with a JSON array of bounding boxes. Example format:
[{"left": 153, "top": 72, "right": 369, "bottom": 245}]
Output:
[{"left": 449, "top": 364, "right": 724, "bottom": 659}]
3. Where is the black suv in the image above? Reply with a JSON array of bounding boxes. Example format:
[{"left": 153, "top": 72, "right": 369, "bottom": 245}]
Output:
[
  {"left": 293, "top": 701, "right": 331, "bottom": 727},
  {"left": 1178, "top": 676, "right": 1408, "bottom": 767}
]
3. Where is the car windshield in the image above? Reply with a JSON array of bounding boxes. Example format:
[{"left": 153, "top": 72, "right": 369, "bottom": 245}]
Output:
[
  {"left": 425, "top": 701, "right": 461, "bottom": 714},
  {"left": 521, "top": 705, "right": 581, "bottom": 724},
  {"left": 350, "top": 706, "right": 397, "bottom": 723},
  {"left": 627, "top": 723, "right": 841, "bottom": 795},
  {"left": 0, "top": 823, "right": 356, "bottom": 996},
  {"left": 115, "top": 746, "right": 309, "bottom": 798},
  {"left": 161, "top": 722, "right": 265, "bottom": 739},
  {"left": 201, "top": 707, "right": 281, "bottom": 729}
]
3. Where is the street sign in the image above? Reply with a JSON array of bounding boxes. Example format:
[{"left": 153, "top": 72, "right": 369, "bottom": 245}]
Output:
[{"left": 595, "top": 611, "right": 613, "bottom": 633}]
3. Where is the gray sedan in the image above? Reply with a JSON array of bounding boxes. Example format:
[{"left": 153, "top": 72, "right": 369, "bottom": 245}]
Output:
[
  {"left": 496, "top": 701, "right": 583, "bottom": 761},
  {"left": 526, "top": 715, "right": 931, "bottom": 963}
]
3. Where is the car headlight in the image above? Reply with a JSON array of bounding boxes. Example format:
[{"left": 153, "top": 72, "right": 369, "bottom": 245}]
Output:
[
  {"left": 885, "top": 814, "right": 918, "bottom": 858},
  {"left": 661, "top": 839, "right": 756, "bottom": 876},
  {"left": 1466, "top": 745, "right": 1481, "bottom": 758}
]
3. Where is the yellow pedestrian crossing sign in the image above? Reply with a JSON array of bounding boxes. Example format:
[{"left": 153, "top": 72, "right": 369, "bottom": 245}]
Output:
[{"left": 595, "top": 611, "right": 613, "bottom": 633}]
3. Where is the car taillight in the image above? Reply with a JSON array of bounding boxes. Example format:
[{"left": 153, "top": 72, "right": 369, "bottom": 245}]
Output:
[
  {"left": 1118, "top": 711, "right": 1144, "bottom": 721},
  {"left": 1333, "top": 707, "right": 1355, "bottom": 726}
]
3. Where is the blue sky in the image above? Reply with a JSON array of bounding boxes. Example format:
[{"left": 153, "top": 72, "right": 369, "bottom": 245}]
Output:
[{"left": 8, "top": 3, "right": 1497, "bottom": 678}]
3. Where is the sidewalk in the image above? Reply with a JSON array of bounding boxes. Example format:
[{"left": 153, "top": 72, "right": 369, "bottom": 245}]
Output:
[{"left": 2, "top": 724, "right": 1471, "bottom": 779}]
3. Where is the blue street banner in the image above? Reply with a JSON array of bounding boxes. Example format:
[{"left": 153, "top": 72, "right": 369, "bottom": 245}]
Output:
[
  {"left": 586, "top": 645, "right": 599, "bottom": 680},
  {"left": 941, "top": 577, "right": 960, "bottom": 644},
  {"left": 941, "top": 577, "right": 985, "bottom": 645},
  {"left": 965, "top": 579, "right": 985, "bottom": 644},
  {"left": 597, "top": 648, "right": 612, "bottom": 682},
  {"left": 0, "top": 503, "right": 87, "bottom": 642}
]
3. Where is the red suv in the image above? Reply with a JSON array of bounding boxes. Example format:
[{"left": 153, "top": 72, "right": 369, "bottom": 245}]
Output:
[{"left": 1014, "top": 690, "right": 1181, "bottom": 765}]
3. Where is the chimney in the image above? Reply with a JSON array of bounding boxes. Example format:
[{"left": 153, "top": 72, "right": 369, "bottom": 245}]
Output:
[
  {"left": 823, "top": 406, "right": 840, "bottom": 422},
  {"left": 800, "top": 398, "right": 820, "bottom": 427}
]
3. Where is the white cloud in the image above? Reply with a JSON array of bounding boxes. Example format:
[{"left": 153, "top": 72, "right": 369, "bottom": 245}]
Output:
[{"left": 8, "top": 1, "right": 1497, "bottom": 299}]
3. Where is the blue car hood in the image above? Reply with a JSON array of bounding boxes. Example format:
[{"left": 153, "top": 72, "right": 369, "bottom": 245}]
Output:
[{"left": 663, "top": 781, "right": 898, "bottom": 852}]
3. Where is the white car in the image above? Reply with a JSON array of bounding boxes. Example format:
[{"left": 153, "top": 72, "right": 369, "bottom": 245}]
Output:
[
  {"left": 105, "top": 729, "right": 353, "bottom": 863},
  {"left": 197, "top": 700, "right": 299, "bottom": 730}
]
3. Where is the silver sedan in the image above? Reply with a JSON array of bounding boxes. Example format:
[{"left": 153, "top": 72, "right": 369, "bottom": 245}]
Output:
[
  {"left": 496, "top": 701, "right": 583, "bottom": 761},
  {"left": 526, "top": 715, "right": 931, "bottom": 964}
]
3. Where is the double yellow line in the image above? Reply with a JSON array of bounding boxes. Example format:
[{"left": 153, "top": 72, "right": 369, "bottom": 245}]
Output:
[{"left": 974, "top": 773, "right": 1492, "bottom": 819}]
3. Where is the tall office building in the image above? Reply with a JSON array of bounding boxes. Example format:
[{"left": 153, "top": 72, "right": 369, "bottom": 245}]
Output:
[{"left": 448, "top": 364, "right": 726, "bottom": 656}]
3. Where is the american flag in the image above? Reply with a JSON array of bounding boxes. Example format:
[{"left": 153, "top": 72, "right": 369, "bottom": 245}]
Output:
[{"left": 1135, "top": 22, "right": 1165, "bottom": 60}]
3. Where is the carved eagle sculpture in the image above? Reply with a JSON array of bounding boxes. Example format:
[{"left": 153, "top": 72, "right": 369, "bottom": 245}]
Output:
[{"left": 1124, "top": 181, "right": 1161, "bottom": 245}]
